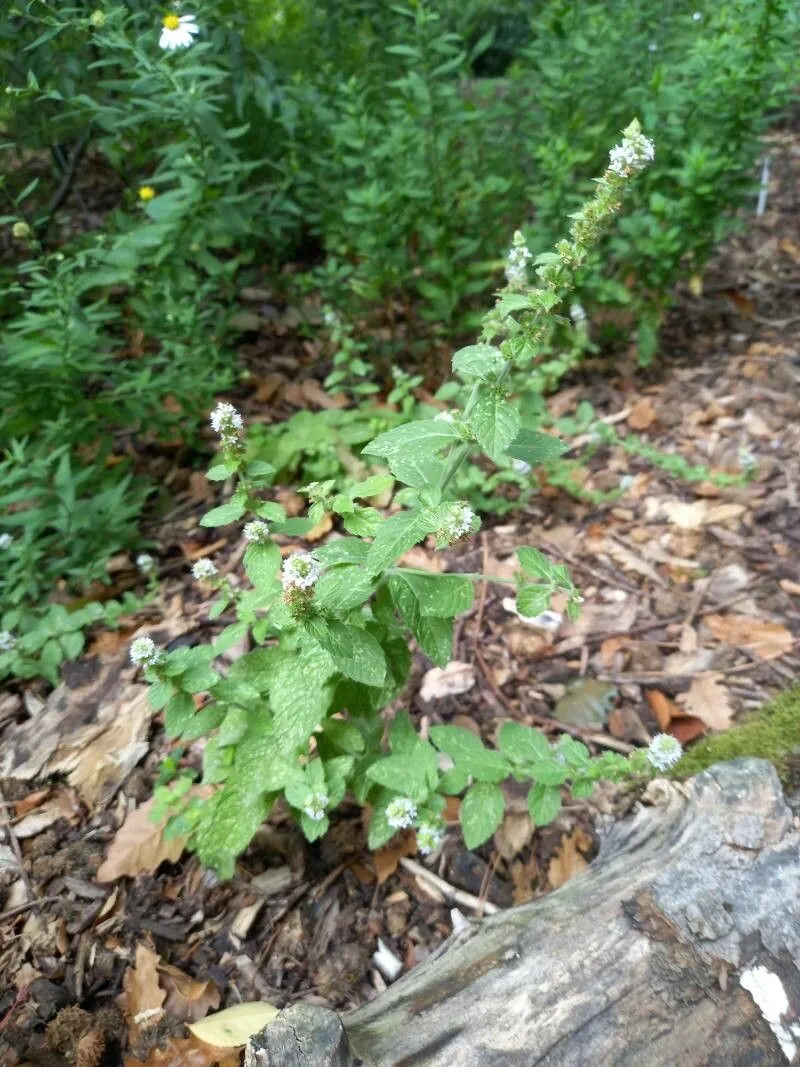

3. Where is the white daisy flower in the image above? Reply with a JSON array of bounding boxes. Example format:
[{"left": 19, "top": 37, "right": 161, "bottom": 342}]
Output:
[
  {"left": 386, "top": 796, "right": 417, "bottom": 830},
  {"left": 416, "top": 820, "right": 444, "bottom": 855},
  {"left": 130, "top": 636, "right": 163, "bottom": 669},
  {"left": 302, "top": 792, "right": 329, "bottom": 821},
  {"left": 244, "top": 520, "right": 270, "bottom": 544},
  {"left": 0, "top": 533, "right": 13, "bottom": 550},
  {"left": 0, "top": 630, "right": 16, "bottom": 653},
  {"left": 159, "top": 12, "right": 200, "bottom": 51},
  {"left": 646, "top": 733, "right": 683, "bottom": 771},
  {"left": 281, "top": 552, "right": 321, "bottom": 591},
  {"left": 192, "top": 558, "right": 218, "bottom": 581}
]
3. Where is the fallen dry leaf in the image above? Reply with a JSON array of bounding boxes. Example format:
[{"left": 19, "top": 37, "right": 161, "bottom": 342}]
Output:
[
  {"left": 158, "top": 963, "right": 220, "bottom": 1023},
  {"left": 660, "top": 499, "right": 746, "bottom": 530},
  {"left": 668, "top": 716, "right": 707, "bottom": 745},
  {"left": 677, "top": 673, "right": 734, "bottom": 731},
  {"left": 97, "top": 799, "right": 186, "bottom": 882},
  {"left": 779, "top": 579, "right": 800, "bottom": 596},
  {"left": 372, "top": 831, "right": 417, "bottom": 885},
  {"left": 703, "top": 613, "right": 793, "bottom": 660},
  {"left": 494, "top": 811, "right": 533, "bottom": 862},
  {"left": 548, "top": 828, "right": 592, "bottom": 889},
  {"left": 627, "top": 397, "right": 657, "bottom": 430},
  {"left": 419, "top": 661, "right": 476, "bottom": 702},
  {"left": 125, "top": 1034, "right": 240, "bottom": 1067},
  {"left": 645, "top": 689, "right": 679, "bottom": 730},
  {"left": 119, "top": 943, "right": 166, "bottom": 1039}
]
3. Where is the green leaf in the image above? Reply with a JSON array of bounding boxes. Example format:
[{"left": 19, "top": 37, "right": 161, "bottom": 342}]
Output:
[
  {"left": 529, "top": 761, "right": 569, "bottom": 786},
  {"left": 389, "top": 710, "right": 418, "bottom": 755},
  {"left": 213, "top": 622, "right": 249, "bottom": 654},
  {"left": 254, "top": 501, "right": 286, "bottom": 522},
  {"left": 59, "top": 630, "right": 84, "bottom": 660},
  {"left": 193, "top": 783, "right": 273, "bottom": 876},
  {"left": 528, "top": 782, "right": 562, "bottom": 826},
  {"left": 388, "top": 576, "right": 453, "bottom": 667},
  {"left": 269, "top": 641, "right": 337, "bottom": 753},
  {"left": 469, "top": 390, "right": 521, "bottom": 461},
  {"left": 516, "top": 585, "right": 552, "bottom": 618},
  {"left": 367, "top": 754, "right": 426, "bottom": 799},
  {"left": 207, "top": 462, "right": 236, "bottom": 481},
  {"left": 300, "top": 812, "right": 329, "bottom": 842},
  {"left": 452, "top": 344, "right": 506, "bottom": 380},
  {"left": 348, "top": 475, "right": 394, "bottom": 499},
  {"left": 244, "top": 541, "right": 281, "bottom": 589},
  {"left": 148, "top": 681, "right": 172, "bottom": 712},
  {"left": 460, "top": 783, "right": 505, "bottom": 849},
  {"left": 313, "top": 565, "right": 378, "bottom": 614},
  {"left": 363, "top": 420, "right": 460, "bottom": 458},
  {"left": 507, "top": 429, "right": 565, "bottom": 466},
  {"left": 218, "top": 705, "right": 250, "bottom": 747},
  {"left": 429, "top": 725, "right": 510, "bottom": 783},
  {"left": 343, "top": 506, "right": 383, "bottom": 538},
  {"left": 391, "top": 572, "right": 474, "bottom": 618},
  {"left": 164, "top": 691, "right": 196, "bottom": 739},
  {"left": 315, "top": 539, "right": 369, "bottom": 566},
  {"left": 497, "top": 722, "right": 551, "bottom": 764},
  {"left": 200, "top": 499, "right": 246, "bottom": 527},
  {"left": 516, "top": 547, "right": 554, "bottom": 581},
  {"left": 366, "top": 508, "right": 438, "bottom": 575},
  {"left": 308, "top": 620, "right": 387, "bottom": 687},
  {"left": 181, "top": 665, "right": 220, "bottom": 694}
]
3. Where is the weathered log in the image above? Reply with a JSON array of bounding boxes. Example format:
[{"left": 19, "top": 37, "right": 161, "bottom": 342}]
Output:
[{"left": 249, "top": 760, "right": 800, "bottom": 1066}]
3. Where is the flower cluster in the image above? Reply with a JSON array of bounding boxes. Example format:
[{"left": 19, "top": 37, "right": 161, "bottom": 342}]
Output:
[
  {"left": 192, "top": 558, "right": 218, "bottom": 582},
  {"left": 136, "top": 552, "right": 155, "bottom": 574},
  {"left": 646, "top": 733, "right": 683, "bottom": 771},
  {"left": 416, "top": 819, "right": 445, "bottom": 855},
  {"left": 608, "top": 121, "right": 656, "bottom": 177},
  {"left": 386, "top": 796, "right": 417, "bottom": 830},
  {"left": 130, "top": 636, "right": 163, "bottom": 669},
  {"left": 159, "top": 12, "right": 199, "bottom": 51},
  {"left": 504, "top": 230, "right": 533, "bottom": 290},
  {"left": 0, "top": 533, "right": 13, "bottom": 550},
  {"left": 438, "top": 502, "right": 475, "bottom": 545},
  {"left": 281, "top": 552, "right": 321, "bottom": 592},
  {"left": 210, "top": 402, "right": 244, "bottom": 449},
  {"left": 302, "top": 792, "right": 329, "bottom": 822},
  {"left": 11, "top": 221, "right": 31, "bottom": 240},
  {"left": 243, "top": 520, "right": 270, "bottom": 544},
  {"left": 0, "top": 631, "right": 16, "bottom": 653}
]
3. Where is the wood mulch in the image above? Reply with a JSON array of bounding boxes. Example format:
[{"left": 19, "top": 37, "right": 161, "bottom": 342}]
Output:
[{"left": 1, "top": 125, "right": 799, "bottom": 1065}]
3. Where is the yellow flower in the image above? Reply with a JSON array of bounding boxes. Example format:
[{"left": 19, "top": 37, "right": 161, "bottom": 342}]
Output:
[
  {"left": 138, "top": 185, "right": 156, "bottom": 202},
  {"left": 162, "top": 13, "right": 181, "bottom": 30}
]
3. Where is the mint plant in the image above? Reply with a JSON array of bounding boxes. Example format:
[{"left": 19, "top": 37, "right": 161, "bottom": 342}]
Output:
[{"left": 135, "top": 124, "right": 682, "bottom": 876}]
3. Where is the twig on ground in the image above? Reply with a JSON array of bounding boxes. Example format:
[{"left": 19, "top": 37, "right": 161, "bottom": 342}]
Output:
[
  {"left": 399, "top": 857, "right": 501, "bottom": 915},
  {"left": 0, "top": 786, "right": 34, "bottom": 905}
]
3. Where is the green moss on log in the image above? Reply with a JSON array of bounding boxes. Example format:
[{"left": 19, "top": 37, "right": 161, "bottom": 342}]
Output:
[{"left": 674, "top": 685, "right": 800, "bottom": 782}]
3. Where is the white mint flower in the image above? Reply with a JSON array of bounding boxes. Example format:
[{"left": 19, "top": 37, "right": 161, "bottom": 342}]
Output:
[
  {"left": 0, "top": 533, "right": 12, "bottom": 550},
  {"left": 646, "top": 733, "right": 683, "bottom": 771},
  {"left": 512, "top": 459, "right": 532, "bottom": 476},
  {"left": 302, "top": 792, "right": 329, "bottom": 821},
  {"left": 608, "top": 122, "right": 655, "bottom": 177},
  {"left": 692, "top": 11, "right": 702, "bottom": 20},
  {"left": 386, "top": 796, "right": 417, "bottom": 830},
  {"left": 192, "top": 558, "right": 218, "bottom": 581},
  {"left": 505, "top": 230, "right": 533, "bottom": 290},
  {"left": 0, "top": 630, "right": 16, "bottom": 653},
  {"left": 648, "top": 42, "right": 657, "bottom": 53},
  {"left": 281, "top": 552, "right": 321, "bottom": 591},
  {"left": 244, "top": 520, "right": 270, "bottom": 544},
  {"left": 416, "top": 820, "right": 444, "bottom": 855},
  {"left": 570, "top": 302, "right": 587, "bottom": 325},
  {"left": 210, "top": 402, "right": 244, "bottom": 443},
  {"left": 159, "top": 12, "right": 199, "bottom": 50},
  {"left": 441, "top": 502, "right": 474, "bottom": 542},
  {"left": 136, "top": 552, "right": 155, "bottom": 573},
  {"left": 130, "top": 636, "right": 162, "bottom": 669}
]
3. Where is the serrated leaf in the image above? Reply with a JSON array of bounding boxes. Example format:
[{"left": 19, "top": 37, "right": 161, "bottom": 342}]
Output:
[
  {"left": 516, "top": 546, "right": 554, "bottom": 581},
  {"left": 315, "top": 539, "right": 369, "bottom": 566},
  {"left": 343, "top": 506, "right": 382, "bottom": 537},
  {"left": 307, "top": 619, "right": 387, "bottom": 687},
  {"left": 497, "top": 722, "right": 551, "bottom": 764},
  {"left": 313, "top": 564, "right": 378, "bottom": 614},
  {"left": 469, "top": 389, "right": 521, "bottom": 461},
  {"left": 529, "top": 761, "right": 569, "bottom": 786},
  {"left": 391, "top": 572, "right": 474, "bottom": 617},
  {"left": 207, "top": 462, "right": 236, "bottom": 481},
  {"left": 388, "top": 576, "right": 453, "bottom": 667},
  {"left": 349, "top": 474, "right": 394, "bottom": 499},
  {"left": 254, "top": 501, "right": 286, "bottom": 522},
  {"left": 495, "top": 292, "right": 532, "bottom": 315},
  {"left": 429, "top": 725, "right": 510, "bottom": 782},
  {"left": 452, "top": 343, "right": 506, "bottom": 380},
  {"left": 507, "top": 428, "right": 565, "bottom": 466},
  {"left": 212, "top": 621, "right": 249, "bottom": 654},
  {"left": 200, "top": 499, "right": 246, "bottom": 527},
  {"left": 363, "top": 420, "right": 461, "bottom": 458},
  {"left": 517, "top": 585, "right": 552, "bottom": 618},
  {"left": 366, "top": 508, "right": 438, "bottom": 574},
  {"left": 269, "top": 641, "right": 336, "bottom": 753},
  {"left": 165, "top": 691, "right": 196, "bottom": 739},
  {"left": 528, "top": 782, "right": 562, "bottom": 826},
  {"left": 460, "top": 782, "right": 505, "bottom": 849},
  {"left": 367, "top": 753, "right": 427, "bottom": 798},
  {"left": 243, "top": 541, "right": 281, "bottom": 590}
]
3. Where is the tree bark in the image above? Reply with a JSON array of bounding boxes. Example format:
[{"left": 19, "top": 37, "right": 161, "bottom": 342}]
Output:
[{"left": 250, "top": 760, "right": 800, "bottom": 1066}]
